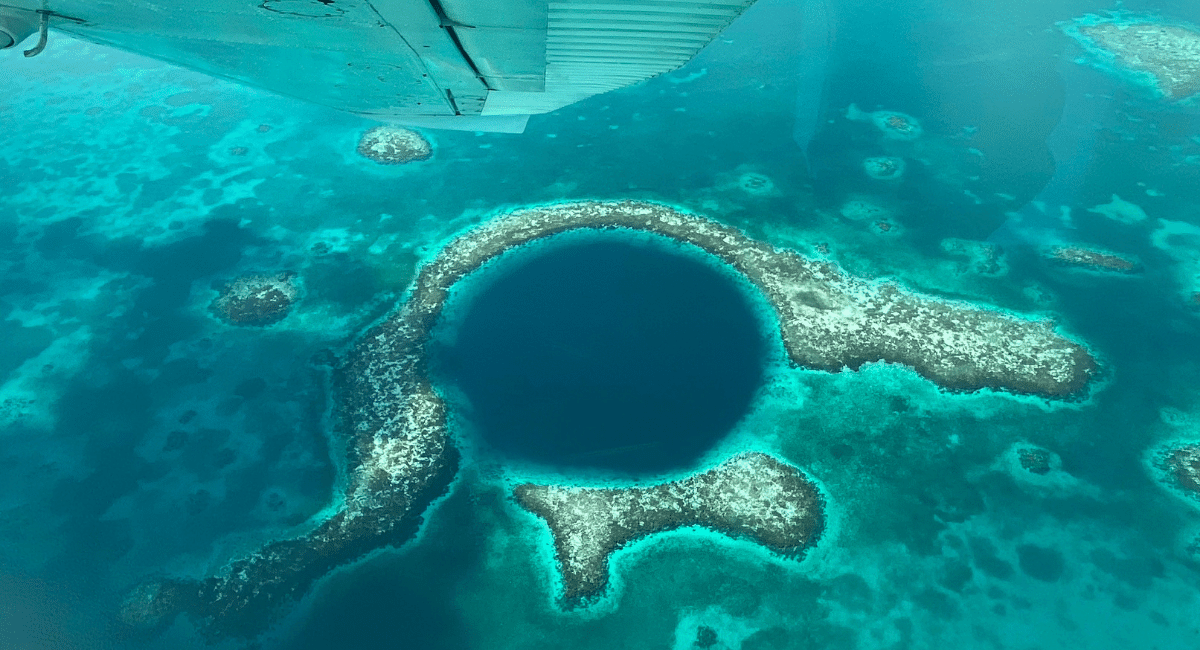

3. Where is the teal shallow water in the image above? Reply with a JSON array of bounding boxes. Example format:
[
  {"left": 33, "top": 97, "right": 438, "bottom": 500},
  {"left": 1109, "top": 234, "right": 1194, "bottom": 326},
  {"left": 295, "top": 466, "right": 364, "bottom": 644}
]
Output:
[{"left": 4, "top": 0, "right": 1200, "bottom": 648}]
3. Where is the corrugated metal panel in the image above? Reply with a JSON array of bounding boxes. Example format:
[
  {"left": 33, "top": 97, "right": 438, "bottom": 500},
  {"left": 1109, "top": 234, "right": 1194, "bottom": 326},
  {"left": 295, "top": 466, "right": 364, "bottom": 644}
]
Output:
[
  {"left": 483, "top": 0, "right": 756, "bottom": 116},
  {"left": 22, "top": 0, "right": 756, "bottom": 124},
  {"left": 440, "top": 0, "right": 548, "bottom": 93},
  {"left": 44, "top": 0, "right": 461, "bottom": 116}
]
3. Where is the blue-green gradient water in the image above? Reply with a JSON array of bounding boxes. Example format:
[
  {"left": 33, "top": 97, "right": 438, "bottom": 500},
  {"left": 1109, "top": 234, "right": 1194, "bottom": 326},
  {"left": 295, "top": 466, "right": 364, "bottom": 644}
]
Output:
[{"left": 4, "top": 0, "right": 1200, "bottom": 648}]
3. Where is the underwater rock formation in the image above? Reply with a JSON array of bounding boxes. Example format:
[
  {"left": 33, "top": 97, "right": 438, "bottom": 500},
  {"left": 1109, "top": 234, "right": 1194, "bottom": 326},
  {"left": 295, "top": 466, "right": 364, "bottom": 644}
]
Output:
[
  {"left": 846, "top": 103, "right": 922, "bottom": 140},
  {"left": 356, "top": 126, "right": 433, "bottom": 164},
  {"left": 122, "top": 200, "right": 1098, "bottom": 641},
  {"left": 1018, "top": 446, "right": 1054, "bottom": 475},
  {"left": 513, "top": 452, "right": 824, "bottom": 607},
  {"left": 1044, "top": 245, "right": 1141, "bottom": 273},
  {"left": 1156, "top": 444, "right": 1200, "bottom": 499},
  {"left": 737, "top": 172, "right": 776, "bottom": 196},
  {"left": 1068, "top": 16, "right": 1200, "bottom": 101},
  {"left": 209, "top": 271, "right": 300, "bottom": 326},
  {"left": 862, "top": 156, "right": 905, "bottom": 181}
]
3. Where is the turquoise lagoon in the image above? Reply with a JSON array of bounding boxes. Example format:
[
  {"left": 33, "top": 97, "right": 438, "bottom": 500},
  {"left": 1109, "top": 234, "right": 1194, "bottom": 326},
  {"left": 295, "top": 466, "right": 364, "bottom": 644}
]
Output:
[{"left": 4, "top": 0, "right": 1200, "bottom": 648}]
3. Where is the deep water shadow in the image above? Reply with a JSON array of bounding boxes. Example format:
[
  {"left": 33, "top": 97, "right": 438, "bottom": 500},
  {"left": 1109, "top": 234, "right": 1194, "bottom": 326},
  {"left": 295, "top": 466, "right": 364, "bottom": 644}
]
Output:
[{"left": 433, "top": 237, "right": 768, "bottom": 476}]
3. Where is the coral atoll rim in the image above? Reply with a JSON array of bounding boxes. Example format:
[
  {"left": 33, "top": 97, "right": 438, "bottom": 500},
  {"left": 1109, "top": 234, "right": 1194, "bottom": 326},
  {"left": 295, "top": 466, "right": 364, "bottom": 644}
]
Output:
[{"left": 125, "top": 200, "right": 1099, "bottom": 640}]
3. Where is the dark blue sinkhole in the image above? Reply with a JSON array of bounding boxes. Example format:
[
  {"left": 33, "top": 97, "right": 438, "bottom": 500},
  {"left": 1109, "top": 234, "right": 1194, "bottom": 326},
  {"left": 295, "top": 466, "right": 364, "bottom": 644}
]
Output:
[{"left": 431, "top": 235, "right": 769, "bottom": 475}]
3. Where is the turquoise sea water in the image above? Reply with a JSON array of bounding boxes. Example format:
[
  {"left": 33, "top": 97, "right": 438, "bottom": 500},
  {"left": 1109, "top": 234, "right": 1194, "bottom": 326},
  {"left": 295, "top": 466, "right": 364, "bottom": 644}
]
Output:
[{"left": 5, "top": 0, "right": 1200, "bottom": 648}]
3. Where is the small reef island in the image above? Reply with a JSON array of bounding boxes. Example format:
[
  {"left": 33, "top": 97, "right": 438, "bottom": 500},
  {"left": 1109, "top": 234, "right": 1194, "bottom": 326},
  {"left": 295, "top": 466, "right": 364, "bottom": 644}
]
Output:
[
  {"left": 122, "top": 201, "right": 1098, "bottom": 640},
  {"left": 514, "top": 453, "right": 824, "bottom": 607},
  {"left": 1044, "top": 245, "right": 1141, "bottom": 274},
  {"left": 209, "top": 271, "right": 300, "bottom": 326},
  {"left": 356, "top": 125, "right": 433, "bottom": 164}
]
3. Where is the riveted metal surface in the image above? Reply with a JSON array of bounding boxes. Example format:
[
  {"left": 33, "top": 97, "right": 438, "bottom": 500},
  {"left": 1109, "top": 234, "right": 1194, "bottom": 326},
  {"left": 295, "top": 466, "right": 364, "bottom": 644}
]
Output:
[{"left": 9, "top": 0, "right": 757, "bottom": 122}]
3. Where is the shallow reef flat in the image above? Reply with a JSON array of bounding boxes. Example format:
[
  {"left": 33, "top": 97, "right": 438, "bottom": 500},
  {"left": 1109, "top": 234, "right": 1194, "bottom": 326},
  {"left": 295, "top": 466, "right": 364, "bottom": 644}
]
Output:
[
  {"left": 1066, "top": 15, "right": 1200, "bottom": 101},
  {"left": 514, "top": 452, "right": 824, "bottom": 607},
  {"left": 121, "top": 200, "right": 1097, "bottom": 641}
]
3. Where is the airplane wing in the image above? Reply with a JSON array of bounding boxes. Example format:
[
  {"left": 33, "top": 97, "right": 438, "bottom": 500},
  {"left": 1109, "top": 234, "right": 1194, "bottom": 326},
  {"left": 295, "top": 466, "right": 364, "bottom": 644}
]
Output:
[{"left": 1, "top": 0, "right": 758, "bottom": 131}]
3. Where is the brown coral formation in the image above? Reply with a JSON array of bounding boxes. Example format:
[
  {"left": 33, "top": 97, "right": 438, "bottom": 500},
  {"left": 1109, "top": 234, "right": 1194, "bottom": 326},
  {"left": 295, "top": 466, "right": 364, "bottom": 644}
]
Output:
[
  {"left": 1018, "top": 447, "right": 1053, "bottom": 475},
  {"left": 1160, "top": 444, "right": 1200, "bottom": 496},
  {"left": 210, "top": 271, "right": 300, "bottom": 326},
  {"left": 1046, "top": 245, "right": 1140, "bottom": 273},
  {"left": 357, "top": 126, "right": 432, "bottom": 164},
  {"left": 1080, "top": 22, "right": 1200, "bottom": 100},
  {"left": 513, "top": 452, "right": 824, "bottom": 607}
]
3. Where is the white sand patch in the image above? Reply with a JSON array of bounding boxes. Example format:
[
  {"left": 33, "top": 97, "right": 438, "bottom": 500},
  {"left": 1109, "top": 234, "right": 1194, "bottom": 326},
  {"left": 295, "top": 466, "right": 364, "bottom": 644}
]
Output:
[
  {"left": 0, "top": 327, "right": 93, "bottom": 431},
  {"left": 1087, "top": 193, "right": 1149, "bottom": 224},
  {"left": 671, "top": 605, "right": 762, "bottom": 650},
  {"left": 1150, "top": 218, "right": 1200, "bottom": 254},
  {"left": 1149, "top": 218, "right": 1200, "bottom": 304}
]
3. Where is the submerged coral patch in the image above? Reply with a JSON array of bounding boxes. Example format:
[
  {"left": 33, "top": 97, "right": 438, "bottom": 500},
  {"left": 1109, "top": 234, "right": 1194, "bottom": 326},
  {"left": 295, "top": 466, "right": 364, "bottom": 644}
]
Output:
[
  {"left": 1157, "top": 444, "right": 1200, "bottom": 500},
  {"left": 1044, "top": 245, "right": 1141, "bottom": 274},
  {"left": 863, "top": 156, "right": 906, "bottom": 181},
  {"left": 838, "top": 195, "right": 891, "bottom": 222},
  {"left": 513, "top": 452, "right": 824, "bottom": 607},
  {"left": 737, "top": 172, "right": 776, "bottom": 196},
  {"left": 1065, "top": 15, "right": 1200, "bottom": 101},
  {"left": 209, "top": 271, "right": 300, "bottom": 326},
  {"left": 1018, "top": 446, "right": 1054, "bottom": 475},
  {"left": 847, "top": 103, "right": 923, "bottom": 140},
  {"left": 941, "top": 238, "right": 1008, "bottom": 277},
  {"left": 356, "top": 126, "right": 433, "bottom": 164}
]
